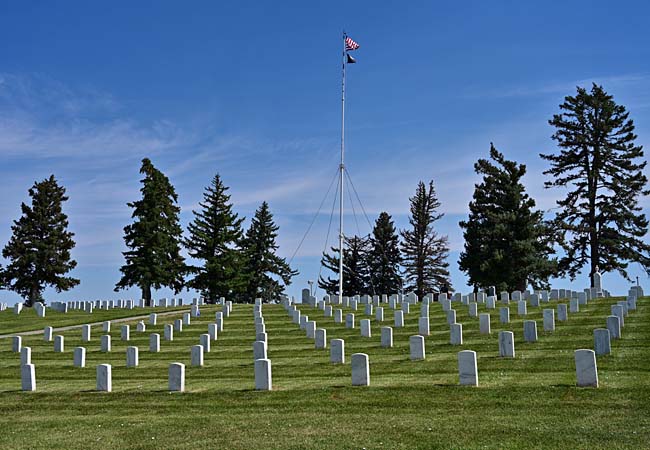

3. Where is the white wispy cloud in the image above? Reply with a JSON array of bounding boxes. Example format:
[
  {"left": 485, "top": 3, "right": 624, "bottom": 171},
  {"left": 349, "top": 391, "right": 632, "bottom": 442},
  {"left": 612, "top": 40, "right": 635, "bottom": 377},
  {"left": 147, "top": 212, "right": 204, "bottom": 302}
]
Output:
[{"left": 465, "top": 73, "right": 650, "bottom": 100}]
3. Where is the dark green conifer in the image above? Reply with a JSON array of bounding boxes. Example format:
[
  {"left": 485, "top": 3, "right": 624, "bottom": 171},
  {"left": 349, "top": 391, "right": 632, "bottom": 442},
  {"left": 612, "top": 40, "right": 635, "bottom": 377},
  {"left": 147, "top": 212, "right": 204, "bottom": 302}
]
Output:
[{"left": 1, "top": 175, "right": 79, "bottom": 306}]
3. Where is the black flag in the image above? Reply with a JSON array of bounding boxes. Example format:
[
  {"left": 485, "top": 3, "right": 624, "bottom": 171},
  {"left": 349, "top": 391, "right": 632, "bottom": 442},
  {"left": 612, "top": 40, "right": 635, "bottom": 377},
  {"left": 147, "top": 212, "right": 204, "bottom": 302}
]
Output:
[{"left": 346, "top": 53, "right": 356, "bottom": 64}]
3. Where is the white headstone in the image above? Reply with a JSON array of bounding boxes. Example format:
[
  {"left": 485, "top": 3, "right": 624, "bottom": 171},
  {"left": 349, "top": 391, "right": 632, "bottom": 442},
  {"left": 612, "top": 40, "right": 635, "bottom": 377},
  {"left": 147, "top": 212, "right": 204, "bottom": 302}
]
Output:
[
  {"left": 254, "top": 358, "right": 272, "bottom": 390},
  {"left": 523, "top": 320, "right": 538, "bottom": 343},
  {"left": 575, "top": 349, "right": 598, "bottom": 387},
  {"left": 360, "top": 319, "right": 371, "bottom": 337},
  {"left": 498, "top": 331, "right": 515, "bottom": 357},
  {"left": 21, "top": 363, "right": 36, "bottom": 391},
  {"left": 20, "top": 346, "right": 31, "bottom": 365},
  {"left": 253, "top": 340, "right": 267, "bottom": 360},
  {"left": 557, "top": 304, "right": 568, "bottom": 322},
  {"left": 611, "top": 305, "right": 624, "bottom": 327},
  {"left": 351, "top": 353, "right": 370, "bottom": 386},
  {"left": 200, "top": 334, "right": 211, "bottom": 353},
  {"left": 150, "top": 333, "right": 160, "bottom": 352},
  {"left": 169, "top": 362, "right": 185, "bottom": 392},
  {"left": 101, "top": 335, "right": 111, "bottom": 352},
  {"left": 82, "top": 324, "right": 91, "bottom": 342},
  {"left": 394, "top": 310, "right": 404, "bottom": 328},
  {"left": 12, "top": 336, "right": 22, "bottom": 353},
  {"left": 543, "top": 309, "right": 555, "bottom": 332},
  {"left": 121, "top": 325, "right": 130, "bottom": 341},
  {"left": 418, "top": 317, "right": 430, "bottom": 336},
  {"left": 126, "top": 346, "right": 139, "bottom": 367},
  {"left": 594, "top": 328, "right": 611, "bottom": 356},
  {"left": 44, "top": 326, "right": 53, "bottom": 342},
  {"left": 450, "top": 323, "right": 463, "bottom": 345},
  {"left": 499, "top": 307, "right": 510, "bottom": 324},
  {"left": 577, "top": 292, "right": 587, "bottom": 305},
  {"left": 54, "top": 335, "right": 65, "bottom": 353},
  {"left": 479, "top": 313, "right": 491, "bottom": 334},
  {"left": 191, "top": 345, "right": 204, "bottom": 367},
  {"left": 409, "top": 335, "right": 425, "bottom": 360},
  {"left": 345, "top": 313, "right": 355, "bottom": 329},
  {"left": 375, "top": 307, "right": 384, "bottom": 322},
  {"left": 606, "top": 315, "right": 621, "bottom": 339},
  {"left": 529, "top": 294, "right": 540, "bottom": 307},
  {"left": 315, "top": 328, "right": 327, "bottom": 349},
  {"left": 74, "top": 347, "right": 86, "bottom": 367},
  {"left": 208, "top": 323, "right": 218, "bottom": 341},
  {"left": 96, "top": 364, "right": 112, "bottom": 392},
  {"left": 446, "top": 309, "right": 456, "bottom": 325},
  {"left": 469, "top": 302, "right": 478, "bottom": 318},
  {"left": 330, "top": 339, "right": 345, "bottom": 364},
  {"left": 303, "top": 320, "right": 314, "bottom": 339},
  {"left": 381, "top": 326, "right": 393, "bottom": 348},
  {"left": 517, "top": 301, "right": 527, "bottom": 316},
  {"left": 458, "top": 350, "right": 478, "bottom": 386}
]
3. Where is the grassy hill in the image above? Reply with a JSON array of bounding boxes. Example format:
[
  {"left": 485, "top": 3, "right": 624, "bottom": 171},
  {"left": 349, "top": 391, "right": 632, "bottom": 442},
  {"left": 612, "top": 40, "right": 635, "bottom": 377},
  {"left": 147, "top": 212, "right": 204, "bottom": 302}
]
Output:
[{"left": 0, "top": 295, "right": 648, "bottom": 449}]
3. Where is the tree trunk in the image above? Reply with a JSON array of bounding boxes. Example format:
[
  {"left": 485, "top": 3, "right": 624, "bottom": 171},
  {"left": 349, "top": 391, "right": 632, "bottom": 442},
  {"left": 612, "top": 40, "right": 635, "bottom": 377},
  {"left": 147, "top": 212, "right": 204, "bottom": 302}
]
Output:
[{"left": 142, "top": 284, "right": 152, "bottom": 307}]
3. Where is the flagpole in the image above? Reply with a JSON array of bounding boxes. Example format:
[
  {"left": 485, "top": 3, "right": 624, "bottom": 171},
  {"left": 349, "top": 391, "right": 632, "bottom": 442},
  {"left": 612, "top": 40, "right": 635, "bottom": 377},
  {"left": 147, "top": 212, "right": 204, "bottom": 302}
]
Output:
[{"left": 338, "top": 31, "right": 346, "bottom": 302}]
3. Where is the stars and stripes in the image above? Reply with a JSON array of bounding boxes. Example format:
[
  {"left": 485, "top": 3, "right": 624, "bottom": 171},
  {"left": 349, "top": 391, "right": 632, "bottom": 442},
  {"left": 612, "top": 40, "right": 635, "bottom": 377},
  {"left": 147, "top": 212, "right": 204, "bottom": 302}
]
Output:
[{"left": 345, "top": 36, "right": 360, "bottom": 51}]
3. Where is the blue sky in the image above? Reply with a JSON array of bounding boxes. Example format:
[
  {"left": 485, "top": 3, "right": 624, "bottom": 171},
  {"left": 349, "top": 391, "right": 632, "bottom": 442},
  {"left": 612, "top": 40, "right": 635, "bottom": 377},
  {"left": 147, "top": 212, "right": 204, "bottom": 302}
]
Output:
[{"left": 1, "top": 1, "right": 649, "bottom": 304}]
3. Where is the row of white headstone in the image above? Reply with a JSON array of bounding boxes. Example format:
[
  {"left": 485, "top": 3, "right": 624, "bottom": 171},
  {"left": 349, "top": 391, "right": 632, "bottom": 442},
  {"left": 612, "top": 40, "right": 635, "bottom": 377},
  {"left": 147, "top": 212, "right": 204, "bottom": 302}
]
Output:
[
  {"left": 286, "top": 297, "right": 482, "bottom": 387},
  {"left": 4, "top": 297, "right": 219, "bottom": 317},
  {"left": 299, "top": 278, "right": 612, "bottom": 308},
  {"left": 13, "top": 301, "right": 236, "bottom": 392},
  {"left": 298, "top": 284, "right": 643, "bottom": 388}
]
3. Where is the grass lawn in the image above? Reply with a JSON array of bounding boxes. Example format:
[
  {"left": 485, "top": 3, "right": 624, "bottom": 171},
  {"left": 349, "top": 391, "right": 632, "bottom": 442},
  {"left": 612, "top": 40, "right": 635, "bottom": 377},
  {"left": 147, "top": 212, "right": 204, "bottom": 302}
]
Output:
[{"left": 0, "top": 296, "right": 648, "bottom": 449}]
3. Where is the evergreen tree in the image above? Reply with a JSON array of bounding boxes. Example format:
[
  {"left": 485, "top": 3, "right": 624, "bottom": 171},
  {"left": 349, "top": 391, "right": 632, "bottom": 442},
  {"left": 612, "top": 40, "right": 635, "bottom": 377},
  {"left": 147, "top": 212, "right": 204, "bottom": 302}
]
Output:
[
  {"left": 115, "top": 158, "right": 185, "bottom": 305},
  {"left": 318, "top": 235, "right": 370, "bottom": 296},
  {"left": 184, "top": 174, "right": 244, "bottom": 302},
  {"left": 1, "top": 175, "right": 79, "bottom": 306},
  {"left": 401, "top": 181, "right": 451, "bottom": 297},
  {"left": 367, "top": 212, "right": 402, "bottom": 295},
  {"left": 459, "top": 144, "right": 557, "bottom": 292},
  {"left": 241, "top": 201, "right": 296, "bottom": 302},
  {"left": 541, "top": 84, "right": 650, "bottom": 285}
]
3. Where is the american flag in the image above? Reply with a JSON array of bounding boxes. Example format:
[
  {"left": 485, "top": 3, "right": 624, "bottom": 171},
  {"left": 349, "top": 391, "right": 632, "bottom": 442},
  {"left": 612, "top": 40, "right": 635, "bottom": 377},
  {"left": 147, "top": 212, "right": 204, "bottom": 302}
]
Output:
[{"left": 345, "top": 36, "right": 360, "bottom": 51}]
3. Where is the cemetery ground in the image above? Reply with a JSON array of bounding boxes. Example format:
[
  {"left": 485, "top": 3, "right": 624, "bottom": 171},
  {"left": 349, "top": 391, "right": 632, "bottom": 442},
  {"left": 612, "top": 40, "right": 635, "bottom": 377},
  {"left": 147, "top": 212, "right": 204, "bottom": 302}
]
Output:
[{"left": 0, "top": 296, "right": 649, "bottom": 449}]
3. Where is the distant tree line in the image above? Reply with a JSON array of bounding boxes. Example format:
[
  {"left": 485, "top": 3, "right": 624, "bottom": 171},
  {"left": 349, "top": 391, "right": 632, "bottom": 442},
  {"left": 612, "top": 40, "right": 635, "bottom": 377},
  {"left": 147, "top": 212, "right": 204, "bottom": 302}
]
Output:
[
  {"left": 0, "top": 162, "right": 296, "bottom": 306},
  {"left": 1, "top": 84, "right": 648, "bottom": 305},
  {"left": 319, "top": 181, "right": 452, "bottom": 299}
]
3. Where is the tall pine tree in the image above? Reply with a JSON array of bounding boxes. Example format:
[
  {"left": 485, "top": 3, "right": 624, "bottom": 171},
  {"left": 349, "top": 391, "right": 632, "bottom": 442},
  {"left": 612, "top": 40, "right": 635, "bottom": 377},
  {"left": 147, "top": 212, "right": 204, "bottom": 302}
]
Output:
[
  {"left": 459, "top": 144, "right": 557, "bottom": 292},
  {"left": 115, "top": 158, "right": 185, "bottom": 305},
  {"left": 318, "top": 235, "right": 370, "bottom": 296},
  {"left": 401, "top": 180, "right": 451, "bottom": 297},
  {"left": 1, "top": 175, "right": 79, "bottom": 306},
  {"left": 241, "top": 201, "right": 296, "bottom": 302},
  {"left": 541, "top": 84, "right": 650, "bottom": 285},
  {"left": 184, "top": 174, "right": 244, "bottom": 302},
  {"left": 367, "top": 212, "right": 402, "bottom": 295}
]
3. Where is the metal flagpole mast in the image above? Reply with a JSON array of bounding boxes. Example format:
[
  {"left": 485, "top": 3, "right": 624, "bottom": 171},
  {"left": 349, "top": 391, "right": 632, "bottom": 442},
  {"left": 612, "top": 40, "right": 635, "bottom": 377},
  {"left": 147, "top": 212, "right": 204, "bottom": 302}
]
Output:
[{"left": 338, "top": 31, "right": 346, "bottom": 301}]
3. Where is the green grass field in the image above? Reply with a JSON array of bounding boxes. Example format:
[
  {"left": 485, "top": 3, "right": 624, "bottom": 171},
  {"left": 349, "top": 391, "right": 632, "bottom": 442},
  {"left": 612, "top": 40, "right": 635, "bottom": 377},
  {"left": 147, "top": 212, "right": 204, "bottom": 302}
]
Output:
[{"left": 0, "top": 296, "right": 648, "bottom": 449}]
